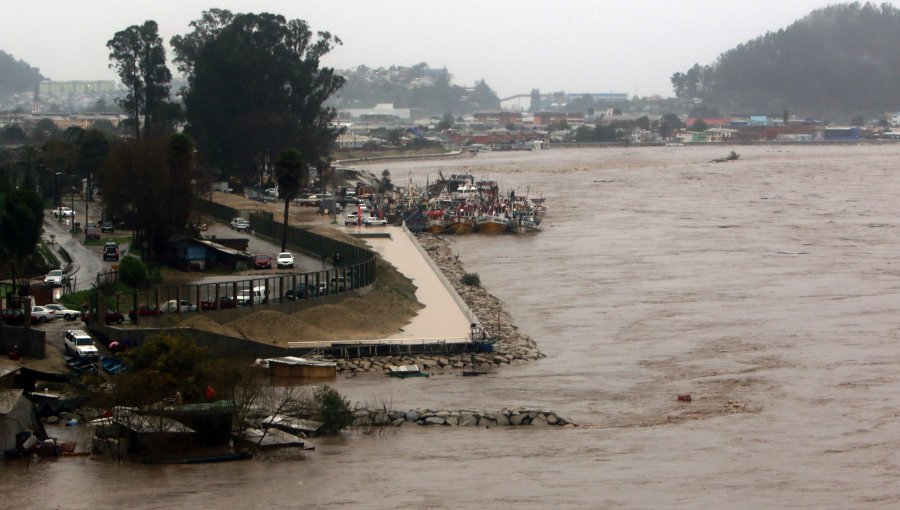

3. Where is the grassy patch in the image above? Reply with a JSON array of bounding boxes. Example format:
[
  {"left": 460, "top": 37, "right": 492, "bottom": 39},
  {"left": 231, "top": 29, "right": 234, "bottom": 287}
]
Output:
[{"left": 85, "top": 235, "right": 131, "bottom": 246}]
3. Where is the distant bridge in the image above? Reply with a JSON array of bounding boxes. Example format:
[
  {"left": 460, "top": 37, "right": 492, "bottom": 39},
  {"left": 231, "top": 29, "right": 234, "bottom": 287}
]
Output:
[{"left": 500, "top": 91, "right": 629, "bottom": 104}]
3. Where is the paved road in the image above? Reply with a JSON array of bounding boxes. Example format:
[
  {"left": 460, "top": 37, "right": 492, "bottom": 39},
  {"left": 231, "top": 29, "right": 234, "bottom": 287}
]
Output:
[{"left": 43, "top": 215, "right": 110, "bottom": 292}]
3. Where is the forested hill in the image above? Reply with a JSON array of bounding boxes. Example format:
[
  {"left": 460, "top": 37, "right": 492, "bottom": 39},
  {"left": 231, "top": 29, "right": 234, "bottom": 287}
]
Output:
[
  {"left": 671, "top": 2, "right": 900, "bottom": 117},
  {"left": 0, "top": 50, "right": 44, "bottom": 95},
  {"left": 337, "top": 63, "right": 500, "bottom": 116}
]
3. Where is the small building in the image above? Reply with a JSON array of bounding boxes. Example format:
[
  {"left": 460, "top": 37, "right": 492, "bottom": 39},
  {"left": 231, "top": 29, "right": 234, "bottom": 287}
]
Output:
[
  {"left": 824, "top": 126, "right": 861, "bottom": 141},
  {"left": 261, "top": 357, "right": 337, "bottom": 379},
  {"left": 0, "top": 389, "right": 37, "bottom": 451},
  {"left": 168, "top": 237, "right": 251, "bottom": 271}
]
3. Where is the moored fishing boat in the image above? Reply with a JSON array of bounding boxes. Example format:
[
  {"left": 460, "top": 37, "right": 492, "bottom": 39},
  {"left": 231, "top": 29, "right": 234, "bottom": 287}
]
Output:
[
  {"left": 512, "top": 213, "right": 542, "bottom": 233},
  {"left": 475, "top": 213, "right": 509, "bottom": 234},
  {"left": 424, "top": 210, "right": 447, "bottom": 234},
  {"left": 446, "top": 215, "right": 476, "bottom": 234}
]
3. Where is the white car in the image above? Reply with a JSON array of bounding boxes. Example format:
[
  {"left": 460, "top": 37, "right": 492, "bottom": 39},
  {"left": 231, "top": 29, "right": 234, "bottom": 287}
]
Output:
[
  {"left": 265, "top": 188, "right": 277, "bottom": 196},
  {"left": 30, "top": 306, "right": 56, "bottom": 323},
  {"left": 64, "top": 329, "right": 99, "bottom": 359},
  {"left": 161, "top": 300, "right": 197, "bottom": 313},
  {"left": 276, "top": 252, "right": 294, "bottom": 269},
  {"left": 230, "top": 217, "right": 250, "bottom": 231},
  {"left": 44, "top": 269, "right": 65, "bottom": 286},
  {"left": 53, "top": 206, "right": 75, "bottom": 218},
  {"left": 364, "top": 216, "right": 388, "bottom": 226},
  {"left": 344, "top": 213, "right": 361, "bottom": 225},
  {"left": 44, "top": 304, "right": 81, "bottom": 321}
]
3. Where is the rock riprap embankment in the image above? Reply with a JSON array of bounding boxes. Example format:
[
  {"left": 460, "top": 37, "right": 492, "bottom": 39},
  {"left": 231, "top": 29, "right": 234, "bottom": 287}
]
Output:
[{"left": 354, "top": 407, "right": 575, "bottom": 428}]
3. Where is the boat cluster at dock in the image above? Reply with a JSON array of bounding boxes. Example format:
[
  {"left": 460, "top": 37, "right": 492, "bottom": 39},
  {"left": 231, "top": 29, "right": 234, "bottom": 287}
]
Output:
[{"left": 394, "top": 173, "right": 546, "bottom": 235}]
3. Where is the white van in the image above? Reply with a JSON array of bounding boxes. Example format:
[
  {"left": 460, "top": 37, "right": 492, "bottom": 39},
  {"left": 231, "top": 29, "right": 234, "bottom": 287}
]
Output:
[{"left": 237, "top": 286, "right": 268, "bottom": 306}]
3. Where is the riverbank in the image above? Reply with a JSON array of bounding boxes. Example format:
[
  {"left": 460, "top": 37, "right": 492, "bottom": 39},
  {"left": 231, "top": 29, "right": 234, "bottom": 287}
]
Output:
[{"left": 335, "top": 232, "right": 543, "bottom": 375}]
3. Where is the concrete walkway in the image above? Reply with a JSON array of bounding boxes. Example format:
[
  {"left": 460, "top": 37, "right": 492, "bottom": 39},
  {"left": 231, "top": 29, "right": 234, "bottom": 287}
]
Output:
[{"left": 343, "top": 224, "right": 475, "bottom": 345}]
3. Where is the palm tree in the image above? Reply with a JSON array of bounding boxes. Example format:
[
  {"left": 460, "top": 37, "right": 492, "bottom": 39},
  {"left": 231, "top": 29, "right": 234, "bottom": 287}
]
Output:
[{"left": 274, "top": 149, "right": 305, "bottom": 252}]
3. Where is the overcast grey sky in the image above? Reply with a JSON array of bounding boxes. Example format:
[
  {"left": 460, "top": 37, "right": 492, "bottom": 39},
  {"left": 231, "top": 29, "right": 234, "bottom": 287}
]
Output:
[{"left": 1, "top": 0, "right": 884, "bottom": 99}]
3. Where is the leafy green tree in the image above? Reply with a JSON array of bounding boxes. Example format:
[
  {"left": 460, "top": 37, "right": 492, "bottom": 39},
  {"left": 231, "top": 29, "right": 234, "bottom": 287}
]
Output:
[
  {"left": 116, "top": 334, "right": 209, "bottom": 404},
  {"left": 592, "top": 125, "right": 619, "bottom": 142},
  {"left": 118, "top": 256, "right": 147, "bottom": 288},
  {"left": 692, "top": 118, "right": 709, "bottom": 131},
  {"left": 97, "top": 134, "right": 195, "bottom": 261},
  {"left": 274, "top": 149, "right": 305, "bottom": 252},
  {"left": 437, "top": 112, "right": 454, "bottom": 130},
  {"left": 76, "top": 129, "right": 109, "bottom": 201},
  {"left": 0, "top": 176, "right": 43, "bottom": 263},
  {"left": 378, "top": 169, "right": 393, "bottom": 192},
  {"left": 172, "top": 10, "right": 345, "bottom": 185},
  {"left": 574, "top": 125, "right": 593, "bottom": 142},
  {"left": 850, "top": 114, "right": 865, "bottom": 126},
  {"left": 636, "top": 116, "right": 650, "bottom": 130},
  {"left": 107, "top": 20, "right": 173, "bottom": 139},
  {"left": 659, "top": 113, "right": 683, "bottom": 138},
  {"left": 31, "top": 118, "right": 58, "bottom": 142},
  {"left": 313, "top": 385, "right": 353, "bottom": 435},
  {"left": 2, "top": 125, "right": 26, "bottom": 144}
]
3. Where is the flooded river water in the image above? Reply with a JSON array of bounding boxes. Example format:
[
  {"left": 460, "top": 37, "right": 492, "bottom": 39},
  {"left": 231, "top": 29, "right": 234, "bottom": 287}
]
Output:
[{"left": 7, "top": 145, "right": 900, "bottom": 508}]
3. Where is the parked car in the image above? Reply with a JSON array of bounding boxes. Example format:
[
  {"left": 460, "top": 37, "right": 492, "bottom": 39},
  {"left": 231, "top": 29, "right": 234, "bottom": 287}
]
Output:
[
  {"left": 100, "top": 220, "right": 114, "bottom": 233},
  {"left": 30, "top": 306, "right": 56, "bottom": 323},
  {"left": 236, "top": 286, "right": 268, "bottom": 306},
  {"left": 344, "top": 213, "right": 361, "bottom": 225},
  {"left": 276, "top": 252, "right": 294, "bottom": 269},
  {"left": 128, "top": 304, "right": 161, "bottom": 321},
  {"left": 252, "top": 254, "right": 272, "bottom": 269},
  {"left": 83, "top": 309, "right": 126, "bottom": 324},
  {"left": 44, "top": 304, "right": 81, "bottom": 321},
  {"left": 53, "top": 206, "right": 75, "bottom": 218},
  {"left": 265, "top": 188, "right": 277, "bottom": 196},
  {"left": 1, "top": 308, "right": 37, "bottom": 326},
  {"left": 199, "top": 296, "right": 237, "bottom": 311},
  {"left": 44, "top": 269, "right": 65, "bottom": 286},
  {"left": 103, "top": 242, "right": 120, "bottom": 261},
  {"left": 85, "top": 223, "right": 101, "bottom": 240},
  {"left": 64, "top": 329, "right": 99, "bottom": 360},
  {"left": 231, "top": 217, "right": 250, "bottom": 231},
  {"left": 282, "top": 285, "right": 310, "bottom": 301},
  {"left": 160, "top": 300, "right": 197, "bottom": 313},
  {"left": 364, "top": 216, "right": 388, "bottom": 226}
]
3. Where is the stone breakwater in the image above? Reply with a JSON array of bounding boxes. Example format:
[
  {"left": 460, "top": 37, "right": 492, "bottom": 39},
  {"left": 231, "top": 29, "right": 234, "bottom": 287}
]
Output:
[
  {"left": 333, "top": 234, "right": 543, "bottom": 375},
  {"left": 355, "top": 407, "right": 574, "bottom": 428}
]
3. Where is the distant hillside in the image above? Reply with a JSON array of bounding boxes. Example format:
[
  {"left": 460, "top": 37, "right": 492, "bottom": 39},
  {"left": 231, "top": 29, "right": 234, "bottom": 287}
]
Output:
[
  {"left": 671, "top": 2, "right": 900, "bottom": 117},
  {"left": 337, "top": 63, "right": 500, "bottom": 116},
  {"left": 0, "top": 50, "right": 44, "bottom": 95}
]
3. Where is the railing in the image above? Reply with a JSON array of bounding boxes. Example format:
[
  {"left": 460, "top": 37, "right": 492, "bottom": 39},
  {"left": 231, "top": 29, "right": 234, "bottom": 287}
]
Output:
[{"left": 91, "top": 198, "right": 378, "bottom": 322}]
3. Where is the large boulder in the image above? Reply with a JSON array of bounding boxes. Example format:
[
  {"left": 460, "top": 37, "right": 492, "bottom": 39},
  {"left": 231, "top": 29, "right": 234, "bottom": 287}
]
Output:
[
  {"left": 509, "top": 413, "right": 530, "bottom": 426},
  {"left": 424, "top": 416, "right": 446, "bottom": 426}
]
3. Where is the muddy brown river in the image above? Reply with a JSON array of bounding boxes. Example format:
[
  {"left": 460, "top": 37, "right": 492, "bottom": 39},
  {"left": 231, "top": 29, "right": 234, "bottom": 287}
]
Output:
[{"left": 7, "top": 145, "right": 900, "bottom": 509}]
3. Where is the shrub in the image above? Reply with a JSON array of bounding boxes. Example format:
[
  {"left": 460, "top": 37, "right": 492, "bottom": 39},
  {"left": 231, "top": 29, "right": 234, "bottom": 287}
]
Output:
[
  {"left": 314, "top": 385, "right": 354, "bottom": 435},
  {"left": 118, "top": 256, "right": 147, "bottom": 288},
  {"left": 462, "top": 273, "right": 481, "bottom": 286}
]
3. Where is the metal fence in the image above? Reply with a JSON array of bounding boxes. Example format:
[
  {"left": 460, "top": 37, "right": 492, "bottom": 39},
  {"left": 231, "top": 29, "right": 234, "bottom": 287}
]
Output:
[{"left": 91, "top": 198, "right": 378, "bottom": 322}]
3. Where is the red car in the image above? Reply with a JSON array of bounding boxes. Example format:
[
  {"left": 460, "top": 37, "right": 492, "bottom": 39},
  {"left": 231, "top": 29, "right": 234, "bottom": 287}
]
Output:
[
  {"left": 1, "top": 308, "right": 38, "bottom": 326},
  {"left": 200, "top": 296, "right": 237, "bottom": 310},
  {"left": 128, "top": 304, "right": 161, "bottom": 322},
  {"left": 252, "top": 254, "right": 272, "bottom": 269},
  {"left": 83, "top": 310, "right": 125, "bottom": 324}
]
